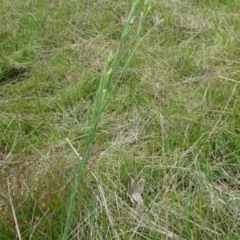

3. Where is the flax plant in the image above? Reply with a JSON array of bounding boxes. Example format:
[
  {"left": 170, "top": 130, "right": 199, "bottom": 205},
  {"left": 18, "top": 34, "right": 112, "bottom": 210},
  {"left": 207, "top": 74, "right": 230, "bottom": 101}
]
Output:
[{"left": 61, "top": 0, "right": 163, "bottom": 239}]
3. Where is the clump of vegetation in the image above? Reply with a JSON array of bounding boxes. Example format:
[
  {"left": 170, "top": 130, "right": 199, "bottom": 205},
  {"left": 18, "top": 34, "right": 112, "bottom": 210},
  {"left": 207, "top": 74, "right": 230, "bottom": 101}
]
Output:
[{"left": 1, "top": 0, "right": 240, "bottom": 239}]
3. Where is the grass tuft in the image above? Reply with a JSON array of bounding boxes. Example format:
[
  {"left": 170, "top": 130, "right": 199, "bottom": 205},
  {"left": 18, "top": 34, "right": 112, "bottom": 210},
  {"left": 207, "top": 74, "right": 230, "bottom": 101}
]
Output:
[{"left": 1, "top": 0, "right": 240, "bottom": 239}]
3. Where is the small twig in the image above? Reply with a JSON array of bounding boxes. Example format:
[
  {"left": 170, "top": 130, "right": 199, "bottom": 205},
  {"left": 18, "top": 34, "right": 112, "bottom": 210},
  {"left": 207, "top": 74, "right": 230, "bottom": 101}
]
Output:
[{"left": 7, "top": 177, "right": 22, "bottom": 240}]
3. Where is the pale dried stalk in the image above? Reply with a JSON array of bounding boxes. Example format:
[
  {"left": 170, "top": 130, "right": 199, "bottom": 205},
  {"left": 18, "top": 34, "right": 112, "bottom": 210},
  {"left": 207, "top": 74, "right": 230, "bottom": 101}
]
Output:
[{"left": 7, "top": 177, "right": 22, "bottom": 240}]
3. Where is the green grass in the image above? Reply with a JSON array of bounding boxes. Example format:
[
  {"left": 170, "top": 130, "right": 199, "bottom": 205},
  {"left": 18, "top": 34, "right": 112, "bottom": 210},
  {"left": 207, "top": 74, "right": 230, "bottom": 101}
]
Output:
[{"left": 1, "top": 0, "right": 240, "bottom": 239}]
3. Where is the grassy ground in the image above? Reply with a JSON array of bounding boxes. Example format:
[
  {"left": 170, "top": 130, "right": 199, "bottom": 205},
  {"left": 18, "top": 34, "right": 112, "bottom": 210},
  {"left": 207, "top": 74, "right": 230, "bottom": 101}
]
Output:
[{"left": 1, "top": 0, "right": 240, "bottom": 239}]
